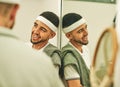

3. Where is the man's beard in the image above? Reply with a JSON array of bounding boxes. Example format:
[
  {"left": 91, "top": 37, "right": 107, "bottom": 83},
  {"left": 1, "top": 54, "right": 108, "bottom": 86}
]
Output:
[
  {"left": 75, "top": 40, "right": 88, "bottom": 45},
  {"left": 30, "top": 38, "right": 47, "bottom": 44}
]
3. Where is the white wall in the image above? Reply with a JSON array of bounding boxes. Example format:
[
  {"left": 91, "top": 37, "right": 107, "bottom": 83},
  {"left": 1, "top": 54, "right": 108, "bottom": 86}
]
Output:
[
  {"left": 12, "top": 0, "right": 116, "bottom": 59},
  {"left": 13, "top": 0, "right": 61, "bottom": 46},
  {"left": 62, "top": 1, "right": 116, "bottom": 59}
]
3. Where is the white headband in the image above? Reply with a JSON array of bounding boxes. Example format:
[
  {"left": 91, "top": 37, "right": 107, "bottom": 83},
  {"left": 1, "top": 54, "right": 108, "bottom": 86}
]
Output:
[
  {"left": 63, "top": 18, "right": 86, "bottom": 33},
  {"left": 36, "top": 16, "right": 57, "bottom": 32}
]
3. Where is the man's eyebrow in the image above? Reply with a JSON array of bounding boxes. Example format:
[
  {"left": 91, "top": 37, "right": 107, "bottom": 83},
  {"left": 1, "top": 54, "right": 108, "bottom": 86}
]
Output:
[
  {"left": 34, "top": 22, "right": 38, "bottom": 25},
  {"left": 34, "top": 22, "right": 37, "bottom": 24}
]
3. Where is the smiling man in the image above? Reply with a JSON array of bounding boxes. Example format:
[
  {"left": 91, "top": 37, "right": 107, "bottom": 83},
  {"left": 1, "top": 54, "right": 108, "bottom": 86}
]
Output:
[
  {"left": 61, "top": 13, "right": 91, "bottom": 87},
  {"left": 30, "top": 11, "right": 61, "bottom": 72}
]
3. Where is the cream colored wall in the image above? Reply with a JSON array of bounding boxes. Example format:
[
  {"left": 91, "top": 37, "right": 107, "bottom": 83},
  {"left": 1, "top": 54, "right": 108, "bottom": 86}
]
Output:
[
  {"left": 62, "top": 1, "right": 116, "bottom": 59},
  {"left": 13, "top": 0, "right": 60, "bottom": 46},
  {"left": 13, "top": 0, "right": 116, "bottom": 59}
]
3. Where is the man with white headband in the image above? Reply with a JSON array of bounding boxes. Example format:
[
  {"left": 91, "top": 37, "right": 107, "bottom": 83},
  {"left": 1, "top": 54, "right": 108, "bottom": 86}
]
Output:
[
  {"left": 0, "top": 1, "right": 64, "bottom": 87},
  {"left": 30, "top": 11, "right": 61, "bottom": 72},
  {"left": 61, "top": 13, "right": 91, "bottom": 87}
]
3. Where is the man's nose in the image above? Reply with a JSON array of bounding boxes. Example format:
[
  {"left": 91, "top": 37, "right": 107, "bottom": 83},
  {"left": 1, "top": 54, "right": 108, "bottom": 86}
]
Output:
[
  {"left": 33, "top": 28, "right": 40, "bottom": 34},
  {"left": 84, "top": 29, "right": 88, "bottom": 36}
]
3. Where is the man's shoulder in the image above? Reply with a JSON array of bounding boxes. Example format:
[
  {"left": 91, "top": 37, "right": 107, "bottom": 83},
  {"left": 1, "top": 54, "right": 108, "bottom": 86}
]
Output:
[
  {"left": 61, "top": 44, "right": 76, "bottom": 58},
  {"left": 47, "top": 43, "right": 58, "bottom": 48},
  {"left": 62, "top": 43, "right": 72, "bottom": 50},
  {"left": 45, "top": 43, "right": 60, "bottom": 51},
  {"left": 44, "top": 43, "right": 61, "bottom": 56}
]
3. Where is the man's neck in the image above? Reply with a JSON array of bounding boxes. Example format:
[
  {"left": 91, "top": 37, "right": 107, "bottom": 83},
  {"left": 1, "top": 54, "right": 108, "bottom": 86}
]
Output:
[
  {"left": 32, "top": 42, "right": 48, "bottom": 50},
  {"left": 70, "top": 41, "right": 83, "bottom": 53}
]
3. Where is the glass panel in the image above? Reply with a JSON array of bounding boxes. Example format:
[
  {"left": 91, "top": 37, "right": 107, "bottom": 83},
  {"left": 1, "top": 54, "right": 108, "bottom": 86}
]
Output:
[
  {"left": 62, "top": 0, "right": 116, "bottom": 55},
  {"left": 62, "top": 1, "right": 116, "bottom": 86},
  {"left": 95, "top": 31, "right": 113, "bottom": 81}
]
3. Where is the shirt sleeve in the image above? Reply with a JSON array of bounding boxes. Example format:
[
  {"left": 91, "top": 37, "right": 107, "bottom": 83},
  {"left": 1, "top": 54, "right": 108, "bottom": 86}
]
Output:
[{"left": 64, "top": 65, "right": 80, "bottom": 80}]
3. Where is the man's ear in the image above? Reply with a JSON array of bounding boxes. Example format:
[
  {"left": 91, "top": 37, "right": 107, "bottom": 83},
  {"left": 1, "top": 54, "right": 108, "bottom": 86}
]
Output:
[
  {"left": 9, "top": 4, "right": 19, "bottom": 21},
  {"left": 66, "top": 32, "right": 72, "bottom": 39},
  {"left": 49, "top": 32, "right": 56, "bottom": 39}
]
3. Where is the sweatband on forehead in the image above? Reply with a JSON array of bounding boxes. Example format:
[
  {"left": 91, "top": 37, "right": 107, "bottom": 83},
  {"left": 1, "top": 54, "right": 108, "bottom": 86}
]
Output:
[
  {"left": 63, "top": 18, "right": 86, "bottom": 34},
  {"left": 36, "top": 16, "right": 57, "bottom": 32}
]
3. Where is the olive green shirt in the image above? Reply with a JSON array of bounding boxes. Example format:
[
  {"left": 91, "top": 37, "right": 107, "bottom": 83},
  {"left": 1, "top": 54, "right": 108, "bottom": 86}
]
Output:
[{"left": 62, "top": 43, "right": 91, "bottom": 87}]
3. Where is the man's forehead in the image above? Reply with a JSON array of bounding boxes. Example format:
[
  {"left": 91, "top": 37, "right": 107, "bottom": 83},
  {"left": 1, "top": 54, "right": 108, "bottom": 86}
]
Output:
[
  {"left": 73, "top": 23, "right": 87, "bottom": 31},
  {"left": 35, "top": 20, "right": 51, "bottom": 30}
]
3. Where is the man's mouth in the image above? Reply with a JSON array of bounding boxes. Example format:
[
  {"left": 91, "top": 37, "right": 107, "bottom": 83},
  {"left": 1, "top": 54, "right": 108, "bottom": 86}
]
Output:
[
  {"left": 32, "top": 34, "right": 40, "bottom": 40},
  {"left": 83, "top": 36, "right": 88, "bottom": 41}
]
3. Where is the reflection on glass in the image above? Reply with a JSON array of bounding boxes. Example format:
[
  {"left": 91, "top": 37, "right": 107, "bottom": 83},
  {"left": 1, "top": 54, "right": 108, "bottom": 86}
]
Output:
[
  {"left": 91, "top": 28, "right": 118, "bottom": 87},
  {"left": 95, "top": 31, "right": 113, "bottom": 81}
]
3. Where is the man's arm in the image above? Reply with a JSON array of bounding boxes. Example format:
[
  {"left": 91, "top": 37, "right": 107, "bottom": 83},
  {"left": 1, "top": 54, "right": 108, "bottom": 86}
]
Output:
[
  {"left": 64, "top": 65, "right": 83, "bottom": 87},
  {"left": 67, "top": 79, "right": 83, "bottom": 87}
]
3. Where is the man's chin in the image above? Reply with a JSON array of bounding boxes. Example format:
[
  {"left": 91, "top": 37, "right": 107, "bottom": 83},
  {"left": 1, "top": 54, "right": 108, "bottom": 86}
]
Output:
[
  {"left": 31, "top": 39, "right": 45, "bottom": 44},
  {"left": 31, "top": 40, "right": 40, "bottom": 44},
  {"left": 31, "top": 41, "right": 39, "bottom": 44},
  {"left": 81, "top": 41, "right": 89, "bottom": 45},
  {"left": 83, "top": 42, "right": 89, "bottom": 45}
]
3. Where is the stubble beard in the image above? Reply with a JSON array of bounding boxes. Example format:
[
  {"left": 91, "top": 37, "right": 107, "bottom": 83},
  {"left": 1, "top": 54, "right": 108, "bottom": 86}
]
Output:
[
  {"left": 30, "top": 38, "right": 46, "bottom": 44},
  {"left": 75, "top": 39, "right": 89, "bottom": 45}
]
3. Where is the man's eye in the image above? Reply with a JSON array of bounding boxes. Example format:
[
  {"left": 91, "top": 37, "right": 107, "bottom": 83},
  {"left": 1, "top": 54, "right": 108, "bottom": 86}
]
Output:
[
  {"left": 78, "top": 29, "right": 83, "bottom": 33},
  {"left": 40, "top": 27, "right": 47, "bottom": 32}
]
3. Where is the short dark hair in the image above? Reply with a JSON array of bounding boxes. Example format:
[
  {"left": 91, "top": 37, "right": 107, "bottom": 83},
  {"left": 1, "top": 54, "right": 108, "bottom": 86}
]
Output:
[{"left": 40, "top": 11, "right": 59, "bottom": 28}]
